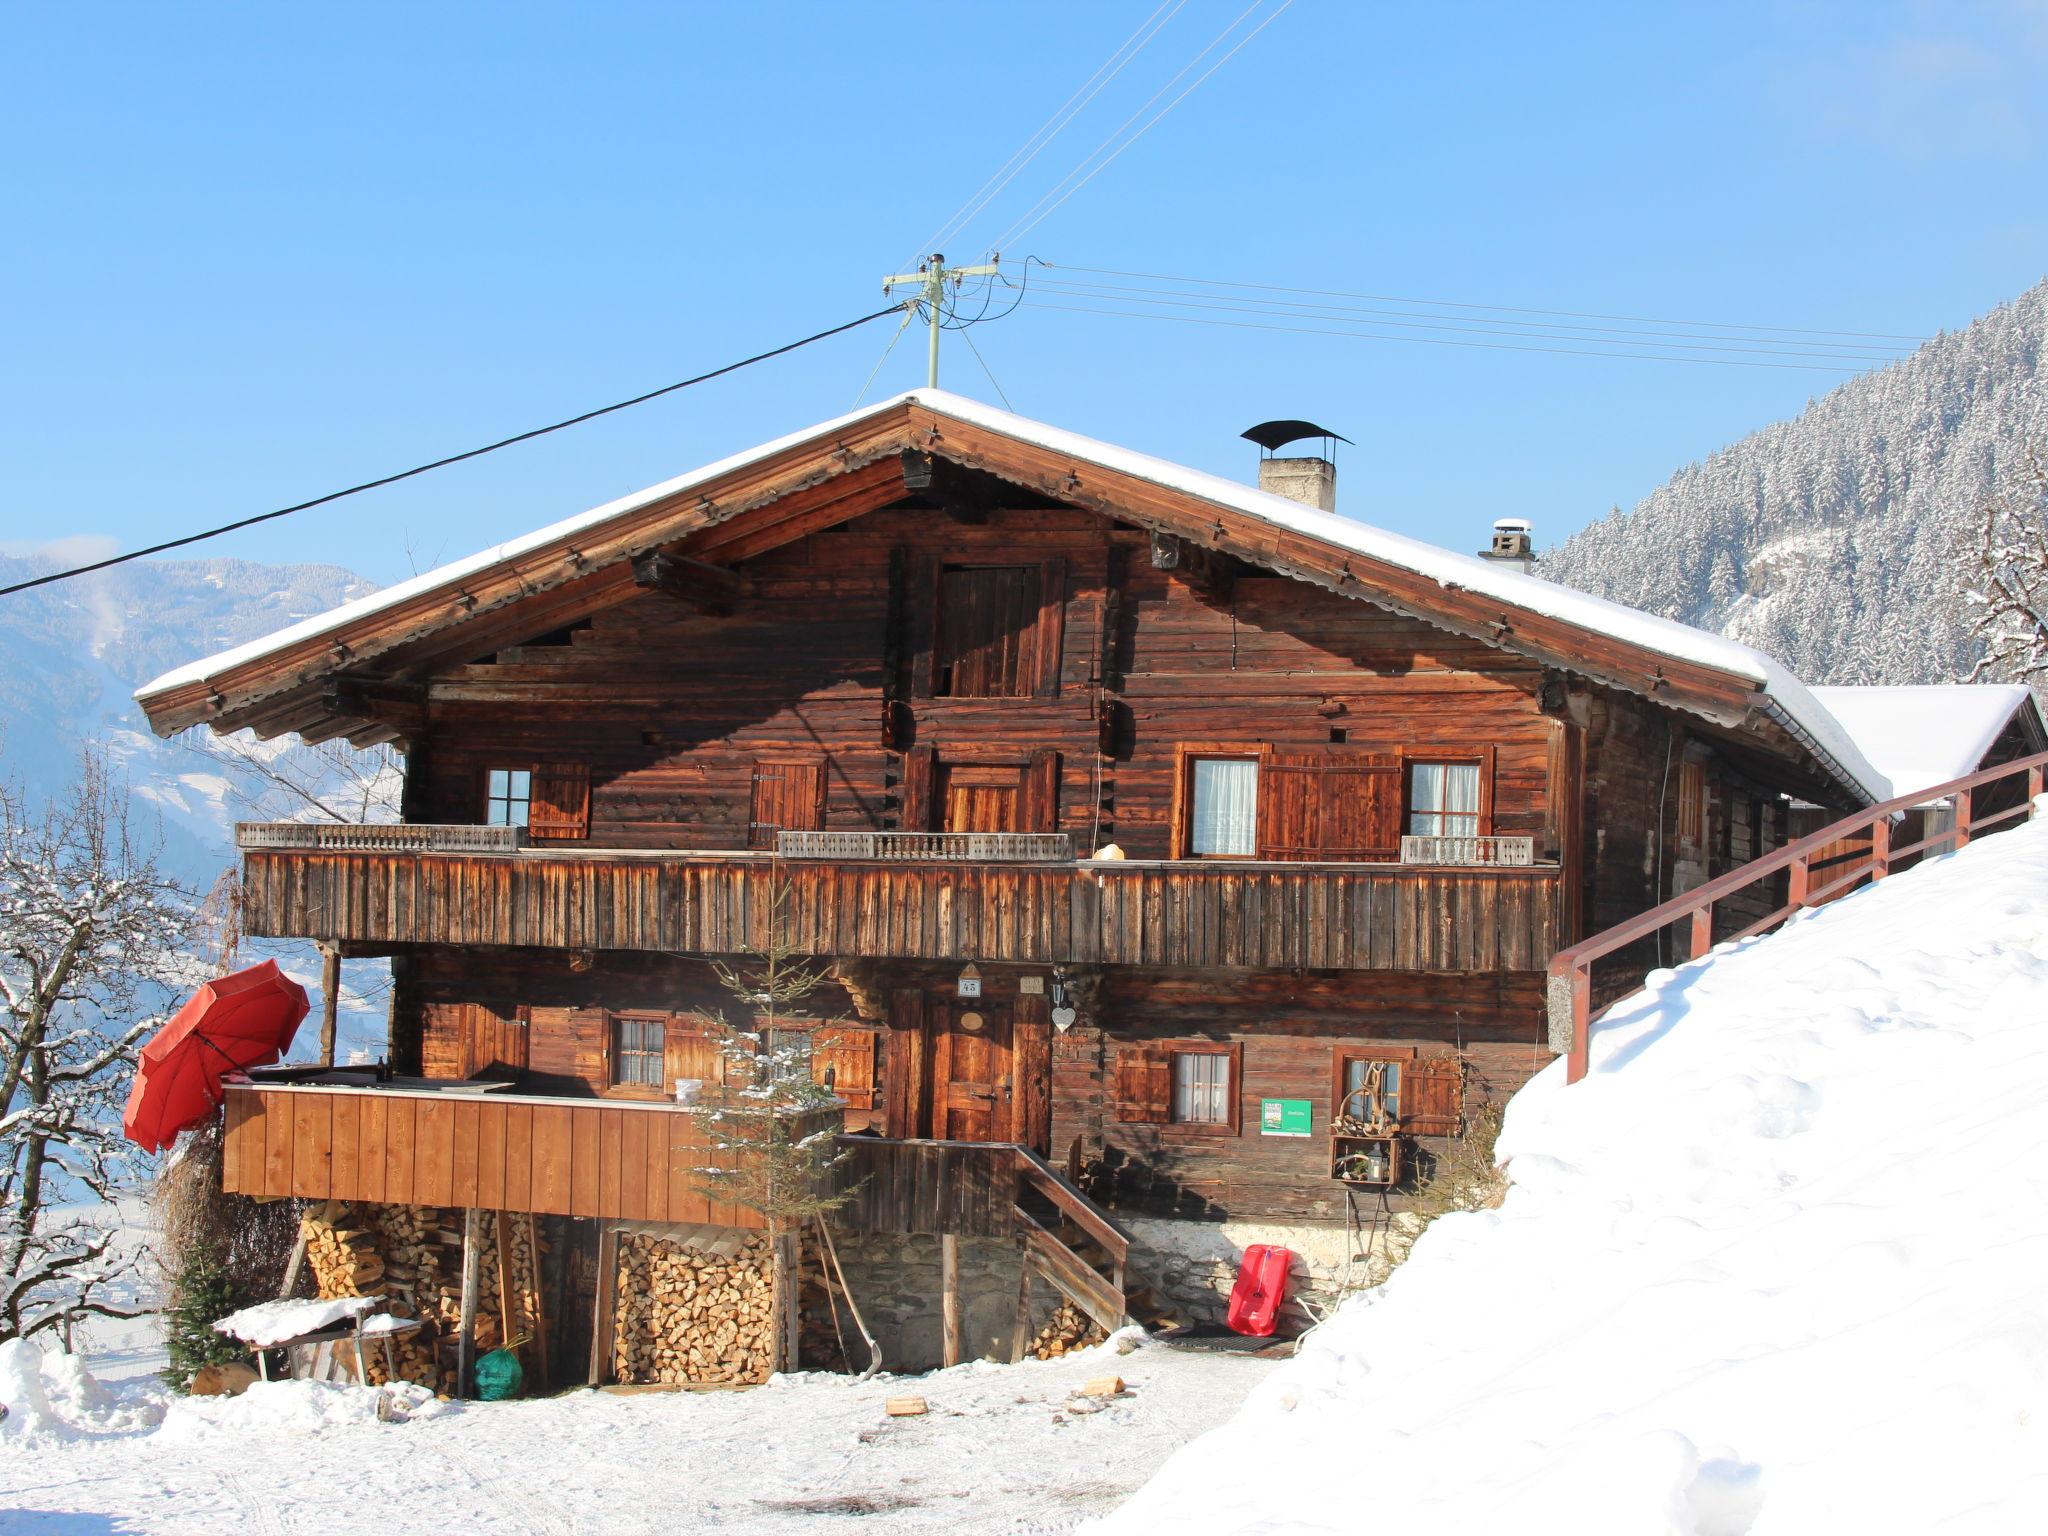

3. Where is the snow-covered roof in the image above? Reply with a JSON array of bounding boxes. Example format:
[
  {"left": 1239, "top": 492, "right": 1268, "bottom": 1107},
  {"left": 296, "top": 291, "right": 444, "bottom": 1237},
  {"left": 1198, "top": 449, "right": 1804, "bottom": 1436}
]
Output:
[
  {"left": 1809, "top": 685, "right": 2040, "bottom": 804},
  {"left": 134, "top": 389, "right": 1891, "bottom": 801}
]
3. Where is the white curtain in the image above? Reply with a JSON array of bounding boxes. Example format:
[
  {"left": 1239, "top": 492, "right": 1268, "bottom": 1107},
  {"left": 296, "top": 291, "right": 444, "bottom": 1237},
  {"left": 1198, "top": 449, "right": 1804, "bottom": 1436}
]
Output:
[
  {"left": 1175, "top": 1052, "right": 1230, "bottom": 1123},
  {"left": 1409, "top": 762, "right": 1480, "bottom": 838},
  {"left": 1191, "top": 758, "right": 1258, "bottom": 855}
]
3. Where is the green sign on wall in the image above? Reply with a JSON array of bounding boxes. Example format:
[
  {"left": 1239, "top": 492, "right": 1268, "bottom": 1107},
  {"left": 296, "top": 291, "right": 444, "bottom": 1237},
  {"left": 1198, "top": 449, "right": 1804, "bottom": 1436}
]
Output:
[{"left": 1260, "top": 1098, "right": 1313, "bottom": 1137}]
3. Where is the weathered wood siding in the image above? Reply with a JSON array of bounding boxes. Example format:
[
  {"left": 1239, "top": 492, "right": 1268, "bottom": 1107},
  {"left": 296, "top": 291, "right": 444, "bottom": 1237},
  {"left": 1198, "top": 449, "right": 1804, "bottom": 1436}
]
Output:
[
  {"left": 219, "top": 1083, "right": 837, "bottom": 1225},
  {"left": 243, "top": 848, "right": 1562, "bottom": 972}
]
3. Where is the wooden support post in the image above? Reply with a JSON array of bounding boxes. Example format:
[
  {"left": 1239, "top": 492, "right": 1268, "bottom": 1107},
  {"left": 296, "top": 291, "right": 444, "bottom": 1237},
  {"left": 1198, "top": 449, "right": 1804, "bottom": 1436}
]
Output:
[
  {"left": 2029, "top": 763, "right": 2045, "bottom": 802},
  {"left": 1954, "top": 788, "right": 1973, "bottom": 848},
  {"left": 1688, "top": 905, "right": 1713, "bottom": 960},
  {"left": 1565, "top": 964, "right": 1591, "bottom": 1085},
  {"left": 1787, "top": 853, "right": 1810, "bottom": 908},
  {"left": 1011, "top": 1237, "right": 1034, "bottom": 1363},
  {"left": 588, "top": 1225, "right": 618, "bottom": 1387},
  {"left": 277, "top": 1223, "right": 309, "bottom": 1300},
  {"left": 457, "top": 1207, "right": 483, "bottom": 1399},
  {"left": 772, "top": 1231, "right": 800, "bottom": 1373},
  {"left": 940, "top": 1234, "right": 962, "bottom": 1368},
  {"left": 316, "top": 944, "right": 340, "bottom": 1069},
  {"left": 1870, "top": 814, "right": 1891, "bottom": 881}
]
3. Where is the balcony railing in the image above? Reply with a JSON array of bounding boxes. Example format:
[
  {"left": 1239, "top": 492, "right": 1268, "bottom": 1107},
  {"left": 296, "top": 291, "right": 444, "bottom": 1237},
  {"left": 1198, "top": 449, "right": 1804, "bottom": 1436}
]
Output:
[
  {"left": 776, "top": 829, "right": 1072, "bottom": 862},
  {"left": 237, "top": 822, "right": 524, "bottom": 854},
  {"left": 1400, "top": 834, "right": 1535, "bottom": 867}
]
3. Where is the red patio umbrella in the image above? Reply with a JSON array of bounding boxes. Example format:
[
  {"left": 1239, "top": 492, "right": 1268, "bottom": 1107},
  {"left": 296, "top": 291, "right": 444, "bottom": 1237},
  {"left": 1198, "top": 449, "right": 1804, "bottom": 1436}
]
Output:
[{"left": 122, "top": 959, "right": 311, "bottom": 1153}]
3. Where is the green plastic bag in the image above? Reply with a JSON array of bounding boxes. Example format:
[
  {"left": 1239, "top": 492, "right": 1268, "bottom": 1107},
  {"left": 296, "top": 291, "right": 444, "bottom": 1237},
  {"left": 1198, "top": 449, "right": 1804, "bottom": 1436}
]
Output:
[{"left": 473, "top": 1347, "right": 524, "bottom": 1401}]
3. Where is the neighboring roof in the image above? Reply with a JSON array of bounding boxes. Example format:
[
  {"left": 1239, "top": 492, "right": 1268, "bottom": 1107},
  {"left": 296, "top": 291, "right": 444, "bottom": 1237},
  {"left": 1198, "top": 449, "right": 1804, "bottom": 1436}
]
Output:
[
  {"left": 1809, "top": 685, "right": 2045, "bottom": 803},
  {"left": 133, "top": 389, "right": 1891, "bottom": 803}
]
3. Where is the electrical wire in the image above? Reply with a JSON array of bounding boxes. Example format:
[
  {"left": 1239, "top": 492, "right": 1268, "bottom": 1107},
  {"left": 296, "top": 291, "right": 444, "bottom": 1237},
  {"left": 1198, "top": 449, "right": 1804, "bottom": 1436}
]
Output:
[
  {"left": 990, "top": 0, "right": 1295, "bottom": 253},
  {"left": 1, "top": 305, "right": 905, "bottom": 599},
  {"left": 958, "top": 325, "right": 1015, "bottom": 411},
  {"left": 853, "top": 303, "right": 918, "bottom": 406},
  {"left": 904, "top": 0, "right": 1188, "bottom": 267},
  {"left": 1026, "top": 260, "right": 1928, "bottom": 343},
  {"left": 1018, "top": 297, "right": 1879, "bottom": 372}
]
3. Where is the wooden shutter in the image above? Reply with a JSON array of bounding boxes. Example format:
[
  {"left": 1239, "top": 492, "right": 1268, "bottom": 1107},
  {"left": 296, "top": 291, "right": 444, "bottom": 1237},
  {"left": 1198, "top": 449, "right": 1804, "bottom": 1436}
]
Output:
[
  {"left": 748, "top": 760, "right": 825, "bottom": 849},
  {"left": 1032, "top": 556, "right": 1067, "bottom": 698},
  {"left": 812, "top": 1026, "right": 877, "bottom": 1110},
  {"left": 663, "top": 1017, "right": 725, "bottom": 1090},
  {"left": 1400, "top": 1054, "right": 1464, "bottom": 1137},
  {"left": 1022, "top": 748, "right": 1061, "bottom": 833},
  {"left": 462, "top": 1003, "right": 529, "bottom": 1077},
  {"left": 570, "top": 1006, "right": 610, "bottom": 1091},
  {"left": 1112, "top": 1043, "right": 1173, "bottom": 1123},
  {"left": 905, "top": 553, "right": 941, "bottom": 698},
  {"left": 1256, "top": 752, "right": 1401, "bottom": 860},
  {"left": 527, "top": 763, "right": 591, "bottom": 840},
  {"left": 937, "top": 565, "right": 1040, "bottom": 697},
  {"left": 901, "top": 745, "right": 937, "bottom": 832}
]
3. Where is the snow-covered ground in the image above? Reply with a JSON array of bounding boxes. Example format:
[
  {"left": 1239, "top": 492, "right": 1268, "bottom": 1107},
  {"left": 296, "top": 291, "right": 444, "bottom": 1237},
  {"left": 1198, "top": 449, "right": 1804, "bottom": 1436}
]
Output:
[
  {"left": 1105, "top": 806, "right": 2048, "bottom": 1535},
  {"left": 0, "top": 1329, "right": 1276, "bottom": 1534}
]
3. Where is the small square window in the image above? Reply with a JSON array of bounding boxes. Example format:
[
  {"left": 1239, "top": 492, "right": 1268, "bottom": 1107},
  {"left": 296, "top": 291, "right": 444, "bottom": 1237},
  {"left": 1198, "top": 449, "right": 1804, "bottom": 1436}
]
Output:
[
  {"left": 612, "top": 1016, "right": 665, "bottom": 1088},
  {"left": 1340, "top": 1058, "right": 1402, "bottom": 1124},
  {"left": 485, "top": 768, "right": 532, "bottom": 827},
  {"left": 1408, "top": 762, "right": 1480, "bottom": 839},
  {"left": 1173, "top": 1051, "right": 1233, "bottom": 1125},
  {"left": 1189, "top": 758, "right": 1258, "bottom": 857}
]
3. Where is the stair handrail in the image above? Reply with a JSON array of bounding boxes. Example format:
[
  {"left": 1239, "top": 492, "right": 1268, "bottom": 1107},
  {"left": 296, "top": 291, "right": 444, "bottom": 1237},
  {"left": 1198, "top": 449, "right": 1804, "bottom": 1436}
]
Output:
[
  {"left": 1552, "top": 748, "right": 2048, "bottom": 1085},
  {"left": 1012, "top": 1145, "right": 1130, "bottom": 1266}
]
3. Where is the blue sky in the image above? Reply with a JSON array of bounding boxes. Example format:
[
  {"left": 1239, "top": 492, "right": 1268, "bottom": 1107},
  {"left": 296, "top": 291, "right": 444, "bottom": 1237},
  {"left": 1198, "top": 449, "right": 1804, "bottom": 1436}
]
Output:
[{"left": 3, "top": 1, "right": 2045, "bottom": 588}]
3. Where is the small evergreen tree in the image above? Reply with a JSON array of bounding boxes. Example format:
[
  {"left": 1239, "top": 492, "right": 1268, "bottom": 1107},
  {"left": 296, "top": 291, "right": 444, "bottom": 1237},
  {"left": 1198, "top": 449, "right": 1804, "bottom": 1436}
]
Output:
[{"left": 159, "top": 1241, "right": 248, "bottom": 1391}]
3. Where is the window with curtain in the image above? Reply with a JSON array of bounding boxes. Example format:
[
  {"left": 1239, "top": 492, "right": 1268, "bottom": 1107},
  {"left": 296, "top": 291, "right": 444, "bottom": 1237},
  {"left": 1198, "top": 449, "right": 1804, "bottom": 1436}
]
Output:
[
  {"left": 484, "top": 768, "right": 532, "bottom": 827},
  {"left": 1173, "top": 1051, "right": 1233, "bottom": 1124},
  {"left": 611, "top": 1015, "right": 665, "bottom": 1088},
  {"left": 1189, "top": 757, "right": 1258, "bottom": 856},
  {"left": 1408, "top": 761, "right": 1481, "bottom": 838}
]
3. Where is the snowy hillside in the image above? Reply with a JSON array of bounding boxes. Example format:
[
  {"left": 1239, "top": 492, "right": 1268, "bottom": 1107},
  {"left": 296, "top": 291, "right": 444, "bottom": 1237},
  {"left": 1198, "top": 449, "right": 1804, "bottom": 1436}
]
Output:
[
  {"left": 0, "top": 551, "right": 395, "bottom": 1061},
  {"left": 1105, "top": 807, "right": 2048, "bottom": 1534},
  {"left": 1544, "top": 280, "right": 2047, "bottom": 688}
]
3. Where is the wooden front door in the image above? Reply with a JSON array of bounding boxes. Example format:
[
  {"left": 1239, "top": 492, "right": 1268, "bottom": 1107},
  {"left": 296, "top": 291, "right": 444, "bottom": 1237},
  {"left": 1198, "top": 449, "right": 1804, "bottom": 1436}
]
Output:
[
  {"left": 748, "top": 759, "right": 825, "bottom": 849},
  {"left": 939, "top": 764, "right": 1023, "bottom": 833},
  {"left": 932, "top": 1003, "right": 1014, "bottom": 1142}
]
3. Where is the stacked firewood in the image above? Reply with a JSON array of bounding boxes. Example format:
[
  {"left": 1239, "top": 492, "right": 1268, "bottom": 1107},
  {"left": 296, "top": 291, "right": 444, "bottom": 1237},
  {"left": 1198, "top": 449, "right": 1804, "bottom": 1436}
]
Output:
[
  {"left": 1030, "top": 1300, "right": 1104, "bottom": 1360},
  {"left": 499, "top": 1212, "right": 546, "bottom": 1362},
  {"left": 611, "top": 1232, "right": 774, "bottom": 1386},
  {"left": 300, "top": 1201, "right": 445, "bottom": 1389}
]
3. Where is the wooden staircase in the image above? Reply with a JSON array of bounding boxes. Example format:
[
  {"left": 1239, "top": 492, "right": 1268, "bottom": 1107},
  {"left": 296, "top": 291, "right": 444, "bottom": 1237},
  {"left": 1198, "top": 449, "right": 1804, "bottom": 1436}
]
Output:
[
  {"left": 1550, "top": 749, "right": 2048, "bottom": 1083},
  {"left": 1010, "top": 1146, "right": 1176, "bottom": 1333}
]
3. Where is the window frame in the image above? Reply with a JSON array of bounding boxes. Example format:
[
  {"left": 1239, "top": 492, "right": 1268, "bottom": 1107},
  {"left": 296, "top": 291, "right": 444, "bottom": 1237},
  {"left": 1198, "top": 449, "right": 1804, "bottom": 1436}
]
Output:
[
  {"left": 482, "top": 766, "right": 533, "bottom": 828},
  {"left": 1403, "top": 752, "right": 1494, "bottom": 840},
  {"left": 1331, "top": 1047, "right": 1417, "bottom": 1126},
  {"left": 607, "top": 1011, "right": 669, "bottom": 1097},
  {"left": 1677, "top": 759, "right": 1707, "bottom": 853},
  {"left": 1167, "top": 1042, "right": 1243, "bottom": 1136},
  {"left": 1169, "top": 743, "right": 1267, "bottom": 859}
]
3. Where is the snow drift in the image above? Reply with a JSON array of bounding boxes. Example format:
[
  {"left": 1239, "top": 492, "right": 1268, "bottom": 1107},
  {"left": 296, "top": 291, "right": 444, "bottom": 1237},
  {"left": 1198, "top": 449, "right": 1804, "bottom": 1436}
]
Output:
[{"left": 1103, "top": 806, "right": 2048, "bottom": 1535}]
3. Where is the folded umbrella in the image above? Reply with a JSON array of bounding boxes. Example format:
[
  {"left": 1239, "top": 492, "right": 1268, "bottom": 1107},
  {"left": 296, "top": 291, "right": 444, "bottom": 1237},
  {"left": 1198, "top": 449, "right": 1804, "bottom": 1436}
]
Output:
[{"left": 122, "top": 959, "right": 310, "bottom": 1153}]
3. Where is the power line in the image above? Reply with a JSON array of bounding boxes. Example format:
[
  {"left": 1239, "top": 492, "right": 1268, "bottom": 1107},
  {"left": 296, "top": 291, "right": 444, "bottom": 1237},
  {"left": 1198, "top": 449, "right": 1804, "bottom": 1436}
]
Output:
[
  {"left": 1024, "top": 276, "right": 1913, "bottom": 357},
  {"left": 990, "top": 0, "right": 1295, "bottom": 253},
  {"left": 1027, "top": 260, "right": 1928, "bottom": 343},
  {"left": 1018, "top": 298, "right": 1880, "bottom": 372},
  {"left": 906, "top": 0, "right": 1188, "bottom": 268},
  {"left": 1, "top": 306, "right": 904, "bottom": 600},
  {"left": 1021, "top": 280, "right": 1910, "bottom": 363}
]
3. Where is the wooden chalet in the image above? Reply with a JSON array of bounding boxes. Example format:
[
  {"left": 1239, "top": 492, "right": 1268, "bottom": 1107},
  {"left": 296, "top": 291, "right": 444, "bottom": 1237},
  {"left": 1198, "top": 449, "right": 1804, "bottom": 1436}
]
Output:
[{"left": 138, "top": 389, "right": 1897, "bottom": 1377}]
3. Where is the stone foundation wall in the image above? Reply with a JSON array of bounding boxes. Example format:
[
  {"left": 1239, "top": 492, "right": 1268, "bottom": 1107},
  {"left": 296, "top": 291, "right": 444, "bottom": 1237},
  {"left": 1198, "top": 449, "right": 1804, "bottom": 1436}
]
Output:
[
  {"left": 819, "top": 1233, "right": 1066, "bottom": 1372},
  {"left": 1126, "top": 1213, "right": 1419, "bottom": 1330}
]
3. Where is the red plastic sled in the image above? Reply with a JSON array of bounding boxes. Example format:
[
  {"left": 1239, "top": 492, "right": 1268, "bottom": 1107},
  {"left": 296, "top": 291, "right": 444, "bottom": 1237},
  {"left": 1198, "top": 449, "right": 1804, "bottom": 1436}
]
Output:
[{"left": 1225, "top": 1243, "right": 1294, "bottom": 1336}]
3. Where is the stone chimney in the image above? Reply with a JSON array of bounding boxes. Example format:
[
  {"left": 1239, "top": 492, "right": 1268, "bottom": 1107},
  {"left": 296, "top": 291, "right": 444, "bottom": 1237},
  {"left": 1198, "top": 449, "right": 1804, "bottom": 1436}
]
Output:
[
  {"left": 1241, "top": 419, "right": 1350, "bottom": 513},
  {"left": 1479, "top": 518, "right": 1535, "bottom": 576},
  {"left": 1258, "top": 455, "right": 1337, "bottom": 512}
]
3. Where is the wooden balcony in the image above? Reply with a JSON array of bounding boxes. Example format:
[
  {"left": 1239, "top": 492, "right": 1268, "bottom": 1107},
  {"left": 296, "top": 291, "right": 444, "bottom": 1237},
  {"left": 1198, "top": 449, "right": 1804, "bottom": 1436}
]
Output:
[
  {"left": 241, "top": 840, "right": 1563, "bottom": 972},
  {"left": 220, "top": 1081, "right": 840, "bottom": 1226}
]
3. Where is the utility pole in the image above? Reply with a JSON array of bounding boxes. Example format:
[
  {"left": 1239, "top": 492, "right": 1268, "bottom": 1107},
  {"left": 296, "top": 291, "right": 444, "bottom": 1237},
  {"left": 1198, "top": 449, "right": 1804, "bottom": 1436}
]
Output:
[{"left": 882, "top": 252, "right": 1000, "bottom": 389}]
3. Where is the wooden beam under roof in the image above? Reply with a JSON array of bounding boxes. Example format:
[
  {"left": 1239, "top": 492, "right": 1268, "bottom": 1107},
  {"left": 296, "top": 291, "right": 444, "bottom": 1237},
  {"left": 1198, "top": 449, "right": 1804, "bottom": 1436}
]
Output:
[{"left": 630, "top": 552, "right": 744, "bottom": 615}]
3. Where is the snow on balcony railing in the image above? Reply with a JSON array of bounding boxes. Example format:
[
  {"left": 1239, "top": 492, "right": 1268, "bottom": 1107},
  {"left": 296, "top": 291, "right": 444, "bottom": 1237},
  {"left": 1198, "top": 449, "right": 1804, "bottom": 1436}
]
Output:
[
  {"left": 236, "top": 822, "right": 524, "bottom": 854},
  {"left": 1399, "top": 834, "right": 1536, "bottom": 867},
  {"left": 776, "top": 830, "right": 1073, "bottom": 862}
]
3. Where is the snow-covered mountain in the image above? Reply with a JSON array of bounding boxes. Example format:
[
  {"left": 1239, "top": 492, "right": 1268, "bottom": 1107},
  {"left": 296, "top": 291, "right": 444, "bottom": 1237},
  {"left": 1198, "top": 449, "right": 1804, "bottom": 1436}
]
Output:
[
  {"left": 0, "top": 552, "right": 393, "bottom": 1059},
  {"left": 1544, "top": 279, "right": 2048, "bottom": 686}
]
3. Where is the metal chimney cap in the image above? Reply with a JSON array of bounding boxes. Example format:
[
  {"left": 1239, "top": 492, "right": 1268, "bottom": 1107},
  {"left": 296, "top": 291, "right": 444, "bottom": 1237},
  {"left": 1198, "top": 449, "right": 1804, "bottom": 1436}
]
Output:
[
  {"left": 1493, "top": 517, "right": 1533, "bottom": 532},
  {"left": 1241, "top": 419, "right": 1353, "bottom": 454}
]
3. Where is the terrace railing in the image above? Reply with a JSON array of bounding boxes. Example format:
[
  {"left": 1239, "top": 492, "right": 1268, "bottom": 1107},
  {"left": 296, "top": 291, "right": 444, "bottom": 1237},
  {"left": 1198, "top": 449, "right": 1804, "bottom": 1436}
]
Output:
[
  {"left": 1400, "top": 834, "right": 1535, "bottom": 867},
  {"left": 1550, "top": 750, "right": 2048, "bottom": 1084},
  {"left": 776, "top": 830, "right": 1072, "bottom": 862},
  {"left": 236, "top": 821, "right": 524, "bottom": 854}
]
